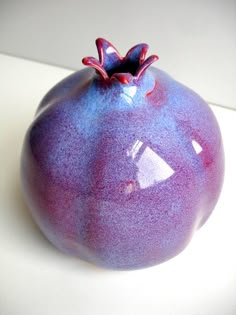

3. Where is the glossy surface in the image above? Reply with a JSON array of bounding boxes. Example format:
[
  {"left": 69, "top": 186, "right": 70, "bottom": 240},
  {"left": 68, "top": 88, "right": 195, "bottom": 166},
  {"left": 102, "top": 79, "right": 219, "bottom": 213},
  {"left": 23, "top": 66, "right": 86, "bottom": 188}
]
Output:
[{"left": 21, "top": 39, "right": 224, "bottom": 269}]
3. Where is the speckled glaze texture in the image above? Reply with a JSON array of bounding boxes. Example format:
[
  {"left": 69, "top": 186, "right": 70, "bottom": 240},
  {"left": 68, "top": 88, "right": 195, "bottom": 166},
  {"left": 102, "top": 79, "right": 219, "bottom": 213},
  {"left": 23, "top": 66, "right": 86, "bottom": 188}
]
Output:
[{"left": 21, "top": 39, "right": 224, "bottom": 270}]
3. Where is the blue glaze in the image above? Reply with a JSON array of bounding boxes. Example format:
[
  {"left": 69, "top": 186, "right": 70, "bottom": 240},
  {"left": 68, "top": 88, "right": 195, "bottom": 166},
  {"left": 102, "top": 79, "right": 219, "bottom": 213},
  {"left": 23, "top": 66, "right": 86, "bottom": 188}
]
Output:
[{"left": 21, "top": 38, "right": 224, "bottom": 269}]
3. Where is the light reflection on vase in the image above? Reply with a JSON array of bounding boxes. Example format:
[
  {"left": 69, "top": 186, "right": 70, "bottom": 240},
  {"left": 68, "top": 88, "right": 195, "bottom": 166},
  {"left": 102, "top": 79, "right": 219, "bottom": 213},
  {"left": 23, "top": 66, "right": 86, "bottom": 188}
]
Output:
[{"left": 127, "top": 140, "right": 174, "bottom": 189}]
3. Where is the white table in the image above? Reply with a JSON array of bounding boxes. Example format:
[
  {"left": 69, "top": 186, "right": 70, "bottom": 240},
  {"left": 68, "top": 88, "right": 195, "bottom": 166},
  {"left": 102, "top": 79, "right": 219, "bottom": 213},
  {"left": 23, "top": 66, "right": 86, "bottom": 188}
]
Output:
[{"left": 1, "top": 54, "right": 236, "bottom": 315}]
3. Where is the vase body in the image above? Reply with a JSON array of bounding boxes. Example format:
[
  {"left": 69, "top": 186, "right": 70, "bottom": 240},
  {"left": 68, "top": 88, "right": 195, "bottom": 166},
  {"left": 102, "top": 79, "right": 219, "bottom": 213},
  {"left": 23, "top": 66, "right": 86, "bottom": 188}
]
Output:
[{"left": 21, "top": 39, "right": 224, "bottom": 269}]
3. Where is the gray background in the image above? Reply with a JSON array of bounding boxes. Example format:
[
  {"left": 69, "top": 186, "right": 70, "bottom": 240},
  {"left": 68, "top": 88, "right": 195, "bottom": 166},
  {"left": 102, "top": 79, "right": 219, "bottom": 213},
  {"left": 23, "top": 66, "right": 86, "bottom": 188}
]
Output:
[{"left": 1, "top": 0, "right": 235, "bottom": 109}]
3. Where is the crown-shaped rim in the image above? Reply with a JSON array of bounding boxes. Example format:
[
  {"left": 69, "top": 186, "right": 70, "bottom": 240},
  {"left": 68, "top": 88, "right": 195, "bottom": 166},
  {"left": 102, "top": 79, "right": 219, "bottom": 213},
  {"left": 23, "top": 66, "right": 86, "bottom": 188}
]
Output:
[{"left": 82, "top": 38, "right": 159, "bottom": 84}]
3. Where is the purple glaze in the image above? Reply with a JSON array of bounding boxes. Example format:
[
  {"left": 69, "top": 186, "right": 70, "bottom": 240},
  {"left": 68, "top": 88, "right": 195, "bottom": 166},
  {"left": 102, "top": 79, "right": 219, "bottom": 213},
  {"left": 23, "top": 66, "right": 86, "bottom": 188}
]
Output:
[{"left": 21, "top": 38, "right": 224, "bottom": 269}]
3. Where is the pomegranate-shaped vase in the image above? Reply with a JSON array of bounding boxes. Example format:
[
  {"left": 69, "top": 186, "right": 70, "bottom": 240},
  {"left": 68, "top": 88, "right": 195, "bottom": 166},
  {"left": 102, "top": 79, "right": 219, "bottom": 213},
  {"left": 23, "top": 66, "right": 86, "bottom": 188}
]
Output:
[{"left": 21, "top": 38, "right": 224, "bottom": 269}]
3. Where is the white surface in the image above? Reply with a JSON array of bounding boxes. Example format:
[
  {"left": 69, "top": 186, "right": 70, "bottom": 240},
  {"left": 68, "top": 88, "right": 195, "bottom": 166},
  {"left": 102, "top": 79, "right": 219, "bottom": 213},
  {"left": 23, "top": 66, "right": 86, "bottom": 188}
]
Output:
[
  {"left": 0, "top": 54, "right": 236, "bottom": 315},
  {"left": 0, "top": 0, "right": 236, "bottom": 110}
]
